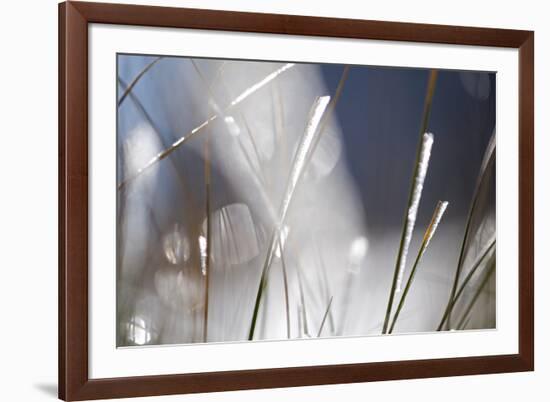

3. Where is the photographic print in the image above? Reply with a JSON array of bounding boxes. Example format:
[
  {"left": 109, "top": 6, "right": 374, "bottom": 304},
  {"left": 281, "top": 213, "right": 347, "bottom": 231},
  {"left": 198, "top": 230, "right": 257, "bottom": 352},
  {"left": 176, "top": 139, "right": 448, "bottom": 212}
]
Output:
[{"left": 116, "top": 54, "right": 496, "bottom": 347}]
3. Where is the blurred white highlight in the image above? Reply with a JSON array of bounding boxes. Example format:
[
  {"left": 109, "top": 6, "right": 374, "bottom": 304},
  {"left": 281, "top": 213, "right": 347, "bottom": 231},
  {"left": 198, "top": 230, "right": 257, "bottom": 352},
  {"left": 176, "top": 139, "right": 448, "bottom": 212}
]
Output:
[
  {"left": 348, "top": 236, "right": 369, "bottom": 273},
  {"left": 207, "top": 203, "right": 260, "bottom": 266},
  {"left": 275, "top": 226, "right": 290, "bottom": 259},
  {"left": 125, "top": 316, "right": 151, "bottom": 345},
  {"left": 224, "top": 116, "right": 241, "bottom": 137},
  {"left": 162, "top": 224, "right": 190, "bottom": 265},
  {"left": 199, "top": 235, "right": 208, "bottom": 276}
]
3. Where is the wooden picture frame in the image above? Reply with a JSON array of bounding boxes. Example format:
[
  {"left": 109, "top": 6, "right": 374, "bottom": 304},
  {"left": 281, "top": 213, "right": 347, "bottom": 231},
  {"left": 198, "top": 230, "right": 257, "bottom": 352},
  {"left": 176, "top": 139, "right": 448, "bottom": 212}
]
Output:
[{"left": 59, "top": 1, "right": 534, "bottom": 400}]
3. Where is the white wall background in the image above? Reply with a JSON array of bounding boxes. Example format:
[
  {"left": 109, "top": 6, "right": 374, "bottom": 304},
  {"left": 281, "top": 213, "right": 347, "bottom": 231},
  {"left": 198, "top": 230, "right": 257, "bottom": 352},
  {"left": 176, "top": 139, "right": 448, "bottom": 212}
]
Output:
[{"left": 0, "top": 0, "right": 545, "bottom": 401}]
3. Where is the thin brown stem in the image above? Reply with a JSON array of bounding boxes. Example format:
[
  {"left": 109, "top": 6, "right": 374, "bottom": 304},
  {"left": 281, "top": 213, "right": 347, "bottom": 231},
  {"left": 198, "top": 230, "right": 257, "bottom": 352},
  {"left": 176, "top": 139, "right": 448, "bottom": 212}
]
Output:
[{"left": 118, "top": 57, "right": 162, "bottom": 106}]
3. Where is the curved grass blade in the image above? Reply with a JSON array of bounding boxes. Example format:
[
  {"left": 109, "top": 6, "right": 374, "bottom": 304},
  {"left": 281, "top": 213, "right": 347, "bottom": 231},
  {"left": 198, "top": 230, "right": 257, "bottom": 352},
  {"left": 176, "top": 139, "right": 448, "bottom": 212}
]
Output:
[
  {"left": 248, "top": 96, "right": 331, "bottom": 340},
  {"left": 191, "top": 60, "right": 267, "bottom": 187},
  {"left": 118, "top": 57, "right": 162, "bottom": 106},
  {"left": 303, "top": 66, "right": 350, "bottom": 172},
  {"left": 437, "top": 236, "right": 496, "bottom": 330},
  {"left": 246, "top": 71, "right": 356, "bottom": 339},
  {"left": 455, "top": 254, "right": 496, "bottom": 330},
  {"left": 443, "top": 130, "right": 496, "bottom": 329},
  {"left": 117, "top": 76, "right": 201, "bottom": 215}
]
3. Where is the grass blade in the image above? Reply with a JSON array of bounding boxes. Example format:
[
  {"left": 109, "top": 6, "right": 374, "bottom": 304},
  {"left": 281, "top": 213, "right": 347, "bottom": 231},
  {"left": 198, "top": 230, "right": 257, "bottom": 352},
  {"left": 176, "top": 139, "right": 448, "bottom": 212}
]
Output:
[
  {"left": 117, "top": 76, "right": 201, "bottom": 215},
  {"left": 230, "top": 64, "right": 295, "bottom": 106},
  {"left": 191, "top": 60, "right": 267, "bottom": 187},
  {"left": 303, "top": 66, "right": 350, "bottom": 171},
  {"left": 443, "top": 130, "right": 496, "bottom": 329},
  {"left": 437, "top": 236, "right": 496, "bottom": 330},
  {"left": 382, "top": 70, "right": 438, "bottom": 334},
  {"left": 248, "top": 96, "right": 331, "bottom": 340},
  {"left": 278, "top": 237, "right": 291, "bottom": 339},
  {"left": 317, "top": 296, "right": 334, "bottom": 337},
  {"left": 118, "top": 63, "right": 296, "bottom": 190},
  {"left": 315, "top": 240, "right": 336, "bottom": 334},
  {"left": 388, "top": 201, "right": 449, "bottom": 334},
  {"left": 336, "top": 272, "right": 355, "bottom": 336},
  {"left": 455, "top": 254, "right": 496, "bottom": 330},
  {"left": 296, "top": 263, "right": 311, "bottom": 337},
  {"left": 202, "top": 132, "right": 212, "bottom": 342},
  {"left": 247, "top": 66, "right": 346, "bottom": 339},
  {"left": 395, "top": 132, "right": 434, "bottom": 293},
  {"left": 118, "top": 57, "right": 162, "bottom": 106}
]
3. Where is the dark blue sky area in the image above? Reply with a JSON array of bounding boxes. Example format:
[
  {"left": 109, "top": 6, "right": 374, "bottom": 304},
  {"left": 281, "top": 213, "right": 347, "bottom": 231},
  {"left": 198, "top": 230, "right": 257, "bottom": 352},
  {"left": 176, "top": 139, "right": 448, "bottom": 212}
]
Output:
[{"left": 320, "top": 64, "right": 495, "bottom": 229}]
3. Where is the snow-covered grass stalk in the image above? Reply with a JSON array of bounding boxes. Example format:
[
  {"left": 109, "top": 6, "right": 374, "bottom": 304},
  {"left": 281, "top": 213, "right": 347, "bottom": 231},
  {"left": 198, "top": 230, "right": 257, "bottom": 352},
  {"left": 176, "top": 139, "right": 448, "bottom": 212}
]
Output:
[
  {"left": 382, "top": 69, "right": 439, "bottom": 335},
  {"left": 248, "top": 96, "right": 331, "bottom": 340},
  {"left": 396, "top": 132, "right": 434, "bottom": 293},
  {"left": 280, "top": 96, "right": 331, "bottom": 222},
  {"left": 230, "top": 63, "right": 295, "bottom": 107},
  {"left": 388, "top": 200, "right": 449, "bottom": 334}
]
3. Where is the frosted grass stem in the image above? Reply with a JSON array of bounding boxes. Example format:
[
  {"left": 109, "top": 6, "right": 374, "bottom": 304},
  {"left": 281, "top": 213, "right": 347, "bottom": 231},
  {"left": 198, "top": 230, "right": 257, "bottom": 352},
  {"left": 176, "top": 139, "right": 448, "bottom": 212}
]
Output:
[
  {"left": 395, "top": 132, "right": 434, "bottom": 293},
  {"left": 388, "top": 201, "right": 449, "bottom": 334},
  {"left": 247, "top": 96, "right": 331, "bottom": 340},
  {"left": 382, "top": 69, "right": 438, "bottom": 334},
  {"left": 248, "top": 66, "right": 350, "bottom": 340}
]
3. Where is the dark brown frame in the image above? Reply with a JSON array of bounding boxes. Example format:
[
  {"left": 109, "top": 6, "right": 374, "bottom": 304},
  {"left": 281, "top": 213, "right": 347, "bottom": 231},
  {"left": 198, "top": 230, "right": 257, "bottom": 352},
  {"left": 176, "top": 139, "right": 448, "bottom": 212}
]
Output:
[{"left": 59, "top": 1, "right": 534, "bottom": 400}]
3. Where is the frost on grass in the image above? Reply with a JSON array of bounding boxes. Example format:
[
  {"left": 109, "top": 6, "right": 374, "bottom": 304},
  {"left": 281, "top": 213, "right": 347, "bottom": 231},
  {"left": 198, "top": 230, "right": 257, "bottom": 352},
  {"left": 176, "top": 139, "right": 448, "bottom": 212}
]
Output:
[{"left": 396, "top": 132, "right": 434, "bottom": 292}]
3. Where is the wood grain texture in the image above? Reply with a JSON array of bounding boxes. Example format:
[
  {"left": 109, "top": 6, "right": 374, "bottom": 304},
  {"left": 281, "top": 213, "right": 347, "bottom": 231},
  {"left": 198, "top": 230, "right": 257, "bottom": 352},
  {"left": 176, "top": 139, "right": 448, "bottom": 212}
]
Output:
[
  {"left": 518, "top": 32, "right": 535, "bottom": 370},
  {"left": 59, "top": 2, "right": 89, "bottom": 400},
  {"left": 58, "top": 1, "right": 534, "bottom": 400}
]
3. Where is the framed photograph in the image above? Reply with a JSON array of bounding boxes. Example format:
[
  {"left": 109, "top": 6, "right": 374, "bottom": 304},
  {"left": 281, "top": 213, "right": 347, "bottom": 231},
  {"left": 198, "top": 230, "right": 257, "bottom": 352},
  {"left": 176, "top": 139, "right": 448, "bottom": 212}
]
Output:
[{"left": 59, "top": 1, "right": 534, "bottom": 400}]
